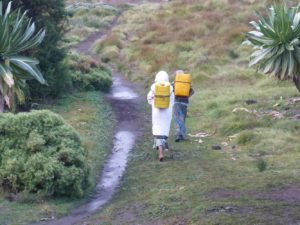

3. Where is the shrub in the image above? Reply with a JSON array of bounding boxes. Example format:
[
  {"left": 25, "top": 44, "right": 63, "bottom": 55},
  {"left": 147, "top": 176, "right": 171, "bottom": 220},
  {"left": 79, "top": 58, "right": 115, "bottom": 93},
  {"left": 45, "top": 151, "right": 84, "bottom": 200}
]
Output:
[
  {"left": 72, "top": 69, "right": 112, "bottom": 91},
  {"left": 0, "top": 110, "right": 90, "bottom": 197},
  {"left": 68, "top": 52, "right": 100, "bottom": 73},
  {"left": 256, "top": 158, "right": 267, "bottom": 172},
  {"left": 68, "top": 52, "right": 112, "bottom": 91}
]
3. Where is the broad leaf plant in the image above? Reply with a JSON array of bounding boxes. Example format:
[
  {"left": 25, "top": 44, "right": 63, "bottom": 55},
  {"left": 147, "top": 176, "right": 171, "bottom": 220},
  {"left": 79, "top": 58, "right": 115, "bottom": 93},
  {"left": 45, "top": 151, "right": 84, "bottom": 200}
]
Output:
[
  {"left": 0, "top": 1, "right": 45, "bottom": 112},
  {"left": 244, "top": 4, "right": 300, "bottom": 92}
]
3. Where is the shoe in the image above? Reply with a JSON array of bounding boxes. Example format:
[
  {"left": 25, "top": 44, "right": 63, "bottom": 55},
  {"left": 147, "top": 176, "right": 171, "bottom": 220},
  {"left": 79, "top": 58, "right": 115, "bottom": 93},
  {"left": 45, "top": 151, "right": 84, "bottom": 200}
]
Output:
[{"left": 175, "top": 136, "right": 181, "bottom": 142}]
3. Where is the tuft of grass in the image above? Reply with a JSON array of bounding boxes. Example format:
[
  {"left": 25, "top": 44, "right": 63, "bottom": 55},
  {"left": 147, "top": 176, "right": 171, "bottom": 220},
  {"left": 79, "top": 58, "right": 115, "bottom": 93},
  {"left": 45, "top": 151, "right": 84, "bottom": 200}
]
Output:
[
  {"left": 237, "top": 130, "right": 258, "bottom": 145},
  {"left": 220, "top": 114, "right": 263, "bottom": 136},
  {"left": 256, "top": 158, "right": 268, "bottom": 172}
]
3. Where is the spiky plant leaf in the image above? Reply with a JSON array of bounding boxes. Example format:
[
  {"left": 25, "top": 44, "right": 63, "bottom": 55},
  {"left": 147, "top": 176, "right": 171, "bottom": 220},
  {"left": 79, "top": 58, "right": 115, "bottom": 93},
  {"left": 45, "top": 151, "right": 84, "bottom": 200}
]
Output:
[
  {"left": 245, "top": 4, "right": 300, "bottom": 91},
  {"left": 0, "top": 1, "right": 46, "bottom": 109}
]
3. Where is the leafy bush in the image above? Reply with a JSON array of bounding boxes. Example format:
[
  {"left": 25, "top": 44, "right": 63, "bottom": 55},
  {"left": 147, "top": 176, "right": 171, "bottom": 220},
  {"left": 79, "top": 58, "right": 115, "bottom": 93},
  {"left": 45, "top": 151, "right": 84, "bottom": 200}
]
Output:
[
  {"left": 68, "top": 52, "right": 112, "bottom": 91},
  {"left": 0, "top": 110, "right": 90, "bottom": 197},
  {"left": 256, "top": 158, "right": 268, "bottom": 172},
  {"left": 72, "top": 70, "right": 112, "bottom": 91}
]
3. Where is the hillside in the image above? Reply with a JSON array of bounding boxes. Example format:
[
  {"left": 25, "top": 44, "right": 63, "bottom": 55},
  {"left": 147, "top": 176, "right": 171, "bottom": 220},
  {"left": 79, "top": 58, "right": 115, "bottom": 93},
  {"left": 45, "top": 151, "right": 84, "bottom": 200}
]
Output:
[
  {"left": 84, "top": 0, "right": 300, "bottom": 224},
  {"left": 0, "top": 1, "right": 299, "bottom": 224}
]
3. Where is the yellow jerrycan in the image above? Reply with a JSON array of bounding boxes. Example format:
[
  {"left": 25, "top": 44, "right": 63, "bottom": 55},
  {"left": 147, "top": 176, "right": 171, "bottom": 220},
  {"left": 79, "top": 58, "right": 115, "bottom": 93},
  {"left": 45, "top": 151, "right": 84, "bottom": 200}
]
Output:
[
  {"left": 174, "top": 73, "right": 191, "bottom": 97},
  {"left": 154, "top": 82, "right": 171, "bottom": 109}
]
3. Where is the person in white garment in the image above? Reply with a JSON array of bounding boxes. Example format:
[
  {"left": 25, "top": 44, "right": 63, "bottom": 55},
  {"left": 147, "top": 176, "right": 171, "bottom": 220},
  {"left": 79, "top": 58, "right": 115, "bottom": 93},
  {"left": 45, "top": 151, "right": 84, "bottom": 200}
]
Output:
[{"left": 147, "top": 71, "right": 174, "bottom": 161}]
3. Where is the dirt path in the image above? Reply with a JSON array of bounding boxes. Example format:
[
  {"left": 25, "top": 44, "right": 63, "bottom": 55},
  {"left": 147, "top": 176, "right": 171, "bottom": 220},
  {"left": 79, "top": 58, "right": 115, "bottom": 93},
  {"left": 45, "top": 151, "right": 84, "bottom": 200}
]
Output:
[{"left": 34, "top": 5, "right": 148, "bottom": 225}]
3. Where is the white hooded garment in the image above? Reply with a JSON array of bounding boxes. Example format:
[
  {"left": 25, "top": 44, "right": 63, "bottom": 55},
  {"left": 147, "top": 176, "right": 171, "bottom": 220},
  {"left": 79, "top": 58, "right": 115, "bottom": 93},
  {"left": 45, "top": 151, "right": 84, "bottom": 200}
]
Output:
[{"left": 147, "top": 71, "right": 174, "bottom": 137}]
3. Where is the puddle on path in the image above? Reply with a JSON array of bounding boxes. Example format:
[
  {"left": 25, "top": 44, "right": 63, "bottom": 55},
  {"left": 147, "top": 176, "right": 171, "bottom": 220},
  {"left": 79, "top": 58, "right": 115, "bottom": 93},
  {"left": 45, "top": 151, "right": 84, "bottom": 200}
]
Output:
[
  {"left": 89, "top": 131, "right": 135, "bottom": 212},
  {"left": 111, "top": 77, "right": 138, "bottom": 100}
]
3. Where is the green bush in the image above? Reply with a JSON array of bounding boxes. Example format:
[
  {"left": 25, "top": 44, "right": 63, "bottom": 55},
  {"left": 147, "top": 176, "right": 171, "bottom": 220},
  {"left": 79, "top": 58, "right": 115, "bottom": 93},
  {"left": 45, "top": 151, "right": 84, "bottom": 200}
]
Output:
[
  {"left": 256, "top": 158, "right": 267, "bottom": 172},
  {"left": 68, "top": 52, "right": 112, "bottom": 91},
  {"left": 0, "top": 110, "right": 90, "bottom": 197},
  {"left": 72, "top": 69, "right": 112, "bottom": 91}
]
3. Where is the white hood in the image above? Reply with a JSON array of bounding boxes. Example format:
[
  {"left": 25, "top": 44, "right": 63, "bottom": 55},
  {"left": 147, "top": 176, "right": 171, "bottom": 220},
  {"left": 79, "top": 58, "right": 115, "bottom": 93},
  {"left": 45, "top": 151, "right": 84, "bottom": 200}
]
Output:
[{"left": 155, "top": 71, "right": 169, "bottom": 83}]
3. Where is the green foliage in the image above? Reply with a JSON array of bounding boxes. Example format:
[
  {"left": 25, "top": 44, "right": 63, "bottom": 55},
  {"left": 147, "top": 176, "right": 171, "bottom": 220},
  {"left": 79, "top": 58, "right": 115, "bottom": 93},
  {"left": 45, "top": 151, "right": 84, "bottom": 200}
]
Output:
[
  {"left": 244, "top": 4, "right": 300, "bottom": 90},
  {"left": 237, "top": 130, "right": 257, "bottom": 145},
  {"left": 220, "top": 114, "right": 263, "bottom": 136},
  {"left": 0, "top": 1, "right": 45, "bottom": 108},
  {"left": 70, "top": 7, "right": 116, "bottom": 29},
  {"left": 72, "top": 70, "right": 112, "bottom": 91},
  {"left": 0, "top": 110, "right": 90, "bottom": 197},
  {"left": 68, "top": 52, "right": 112, "bottom": 91},
  {"left": 3, "top": 0, "right": 70, "bottom": 98},
  {"left": 64, "top": 6, "right": 119, "bottom": 47},
  {"left": 256, "top": 158, "right": 268, "bottom": 172}
]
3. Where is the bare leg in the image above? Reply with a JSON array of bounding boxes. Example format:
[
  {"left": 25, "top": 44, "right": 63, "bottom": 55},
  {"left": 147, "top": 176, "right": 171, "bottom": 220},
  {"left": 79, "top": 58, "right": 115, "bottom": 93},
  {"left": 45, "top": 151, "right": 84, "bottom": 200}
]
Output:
[
  {"left": 158, "top": 146, "right": 164, "bottom": 162},
  {"left": 0, "top": 96, "right": 4, "bottom": 113}
]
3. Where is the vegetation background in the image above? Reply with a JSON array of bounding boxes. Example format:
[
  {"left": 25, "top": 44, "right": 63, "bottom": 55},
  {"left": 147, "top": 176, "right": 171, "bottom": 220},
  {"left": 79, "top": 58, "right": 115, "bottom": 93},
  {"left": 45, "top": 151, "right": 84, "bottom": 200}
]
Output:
[
  {"left": 0, "top": 0, "right": 300, "bottom": 224},
  {"left": 87, "top": 0, "right": 300, "bottom": 224}
]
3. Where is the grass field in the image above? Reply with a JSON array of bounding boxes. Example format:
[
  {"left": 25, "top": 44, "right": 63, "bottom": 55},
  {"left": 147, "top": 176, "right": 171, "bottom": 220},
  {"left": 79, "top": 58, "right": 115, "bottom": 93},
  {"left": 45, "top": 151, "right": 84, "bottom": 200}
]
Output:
[
  {"left": 64, "top": 6, "right": 119, "bottom": 47},
  {"left": 85, "top": 1, "right": 300, "bottom": 224},
  {"left": 0, "top": 92, "right": 114, "bottom": 225}
]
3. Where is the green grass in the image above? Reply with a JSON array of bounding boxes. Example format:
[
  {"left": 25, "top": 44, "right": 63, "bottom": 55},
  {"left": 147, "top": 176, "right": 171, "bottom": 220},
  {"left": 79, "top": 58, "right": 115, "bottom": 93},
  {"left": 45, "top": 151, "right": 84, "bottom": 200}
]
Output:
[
  {"left": 85, "top": 0, "right": 300, "bottom": 224},
  {"left": 64, "top": 6, "right": 119, "bottom": 48},
  {"left": 0, "top": 92, "right": 114, "bottom": 225}
]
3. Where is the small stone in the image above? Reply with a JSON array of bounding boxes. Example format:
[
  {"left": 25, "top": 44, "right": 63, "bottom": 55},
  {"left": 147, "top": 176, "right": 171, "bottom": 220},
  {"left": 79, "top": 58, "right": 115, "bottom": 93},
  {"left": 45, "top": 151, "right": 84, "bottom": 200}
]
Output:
[
  {"left": 212, "top": 145, "right": 222, "bottom": 150},
  {"left": 225, "top": 206, "right": 234, "bottom": 212},
  {"left": 221, "top": 142, "right": 228, "bottom": 146},
  {"left": 232, "top": 145, "right": 236, "bottom": 149},
  {"left": 292, "top": 114, "right": 300, "bottom": 119},
  {"left": 245, "top": 99, "right": 257, "bottom": 105}
]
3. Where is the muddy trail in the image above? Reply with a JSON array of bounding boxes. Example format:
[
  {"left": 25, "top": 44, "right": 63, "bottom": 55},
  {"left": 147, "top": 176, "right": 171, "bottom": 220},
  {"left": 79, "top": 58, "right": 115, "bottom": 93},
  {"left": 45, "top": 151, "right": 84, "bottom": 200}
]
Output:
[{"left": 34, "top": 3, "right": 151, "bottom": 225}]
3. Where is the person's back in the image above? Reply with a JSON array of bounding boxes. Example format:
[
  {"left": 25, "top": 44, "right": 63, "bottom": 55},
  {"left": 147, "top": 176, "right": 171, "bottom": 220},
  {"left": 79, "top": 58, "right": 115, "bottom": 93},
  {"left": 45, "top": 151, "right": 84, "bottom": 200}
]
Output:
[
  {"left": 147, "top": 71, "right": 174, "bottom": 161},
  {"left": 173, "top": 70, "right": 194, "bottom": 142}
]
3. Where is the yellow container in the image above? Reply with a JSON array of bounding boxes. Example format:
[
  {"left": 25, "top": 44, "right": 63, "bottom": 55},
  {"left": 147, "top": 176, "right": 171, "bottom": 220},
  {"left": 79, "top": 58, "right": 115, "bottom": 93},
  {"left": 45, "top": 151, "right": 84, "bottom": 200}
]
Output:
[
  {"left": 154, "top": 82, "right": 170, "bottom": 109},
  {"left": 174, "top": 73, "right": 191, "bottom": 97}
]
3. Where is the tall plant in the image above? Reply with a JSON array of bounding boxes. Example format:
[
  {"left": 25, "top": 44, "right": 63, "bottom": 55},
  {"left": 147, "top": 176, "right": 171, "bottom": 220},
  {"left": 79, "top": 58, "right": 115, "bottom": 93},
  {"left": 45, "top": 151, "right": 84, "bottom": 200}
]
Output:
[
  {"left": 0, "top": 1, "right": 45, "bottom": 112},
  {"left": 3, "top": 0, "right": 68, "bottom": 99},
  {"left": 244, "top": 4, "right": 300, "bottom": 92}
]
